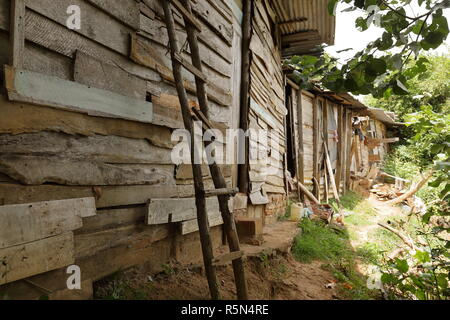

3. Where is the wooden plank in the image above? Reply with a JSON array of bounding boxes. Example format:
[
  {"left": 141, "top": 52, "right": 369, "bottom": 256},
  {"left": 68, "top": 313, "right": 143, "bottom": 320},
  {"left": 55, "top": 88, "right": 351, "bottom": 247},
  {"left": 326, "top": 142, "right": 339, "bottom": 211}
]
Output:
[
  {"left": 180, "top": 211, "right": 224, "bottom": 235},
  {"left": 74, "top": 50, "right": 147, "bottom": 100},
  {"left": 146, "top": 198, "right": 220, "bottom": 225},
  {"left": 0, "top": 155, "right": 175, "bottom": 186},
  {"left": 84, "top": 0, "right": 140, "bottom": 30},
  {"left": 25, "top": 0, "right": 132, "bottom": 56},
  {"left": 4, "top": 66, "right": 153, "bottom": 123},
  {"left": 169, "top": 0, "right": 202, "bottom": 32},
  {"left": 0, "top": 94, "right": 173, "bottom": 149},
  {"left": 0, "top": 198, "right": 95, "bottom": 249},
  {"left": 0, "top": 131, "right": 174, "bottom": 165},
  {"left": 0, "top": 182, "right": 225, "bottom": 209},
  {"left": 130, "top": 34, "right": 231, "bottom": 107},
  {"left": 0, "top": 232, "right": 75, "bottom": 285},
  {"left": 10, "top": 0, "right": 25, "bottom": 67}
]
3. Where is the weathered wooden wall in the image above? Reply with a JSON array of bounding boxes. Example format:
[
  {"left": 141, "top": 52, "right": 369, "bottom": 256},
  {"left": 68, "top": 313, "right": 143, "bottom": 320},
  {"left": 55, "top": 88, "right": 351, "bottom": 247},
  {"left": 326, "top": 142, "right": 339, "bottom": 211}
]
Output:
[
  {"left": 291, "top": 88, "right": 354, "bottom": 201},
  {"left": 0, "top": 0, "right": 235, "bottom": 299},
  {"left": 247, "top": 0, "right": 287, "bottom": 221}
]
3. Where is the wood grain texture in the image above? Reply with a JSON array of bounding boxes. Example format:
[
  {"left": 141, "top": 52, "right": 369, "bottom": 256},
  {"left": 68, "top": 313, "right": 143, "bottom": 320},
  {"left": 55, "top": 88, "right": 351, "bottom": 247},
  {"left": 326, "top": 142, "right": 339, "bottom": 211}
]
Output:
[
  {"left": 5, "top": 66, "right": 154, "bottom": 124},
  {"left": 0, "top": 198, "right": 95, "bottom": 248},
  {"left": 0, "top": 232, "right": 75, "bottom": 285},
  {"left": 74, "top": 50, "right": 147, "bottom": 100},
  {"left": 146, "top": 198, "right": 220, "bottom": 225},
  {"left": 0, "top": 94, "right": 173, "bottom": 149}
]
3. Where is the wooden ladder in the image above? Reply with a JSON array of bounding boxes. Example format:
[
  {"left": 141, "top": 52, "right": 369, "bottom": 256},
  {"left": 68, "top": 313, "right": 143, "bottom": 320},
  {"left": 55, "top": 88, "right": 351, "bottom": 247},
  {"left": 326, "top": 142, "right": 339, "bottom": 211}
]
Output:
[{"left": 160, "top": 0, "right": 248, "bottom": 300}]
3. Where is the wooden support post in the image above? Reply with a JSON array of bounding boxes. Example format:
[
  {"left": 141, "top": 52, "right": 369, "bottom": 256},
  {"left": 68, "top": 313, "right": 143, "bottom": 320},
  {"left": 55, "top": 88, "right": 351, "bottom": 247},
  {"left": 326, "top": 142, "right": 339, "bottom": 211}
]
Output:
[
  {"left": 335, "top": 106, "right": 343, "bottom": 195},
  {"left": 312, "top": 97, "right": 319, "bottom": 198},
  {"left": 297, "top": 91, "right": 305, "bottom": 202},
  {"left": 345, "top": 112, "right": 353, "bottom": 190},
  {"left": 180, "top": 0, "right": 249, "bottom": 300},
  {"left": 10, "top": 0, "right": 25, "bottom": 67},
  {"left": 161, "top": 0, "right": 220, "bottom": 300},
  {"left": 237, "top": 0, "right": 252, "bottom": 194}
]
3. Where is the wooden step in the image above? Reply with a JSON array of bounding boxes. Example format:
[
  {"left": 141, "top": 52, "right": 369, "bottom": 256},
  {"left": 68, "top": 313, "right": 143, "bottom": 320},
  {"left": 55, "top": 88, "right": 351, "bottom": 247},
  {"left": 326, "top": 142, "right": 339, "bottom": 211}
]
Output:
[{"left": 169, "top": 0, "right": 202, "bottom": 32}]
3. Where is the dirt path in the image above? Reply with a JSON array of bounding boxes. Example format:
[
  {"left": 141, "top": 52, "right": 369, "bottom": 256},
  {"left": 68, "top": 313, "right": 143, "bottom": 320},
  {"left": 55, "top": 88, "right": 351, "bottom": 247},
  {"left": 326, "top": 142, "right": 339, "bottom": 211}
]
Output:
[
  {"left": 349, "top": 195, "right": 403, "bottom": 248},
  {"left": 94, "top": 221, "right": 343, "bottom": 300}
]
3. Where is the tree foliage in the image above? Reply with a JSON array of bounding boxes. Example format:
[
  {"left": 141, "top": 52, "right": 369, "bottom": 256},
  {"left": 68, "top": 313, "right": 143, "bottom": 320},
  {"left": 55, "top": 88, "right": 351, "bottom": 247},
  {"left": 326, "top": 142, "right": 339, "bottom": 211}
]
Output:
[{"left": 286, "top": 0, "right": 450, "bottom": 98}]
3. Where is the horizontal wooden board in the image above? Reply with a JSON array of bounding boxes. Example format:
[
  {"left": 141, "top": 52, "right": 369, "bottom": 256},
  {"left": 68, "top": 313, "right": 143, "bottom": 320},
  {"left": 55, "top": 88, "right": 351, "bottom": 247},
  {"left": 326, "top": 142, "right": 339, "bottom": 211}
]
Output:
[
  {"left": 5, "top": 66, "right": 154, "bottom": 123},
  {"left": 0, "top": 94, "right": 173, "bottom": 149},
  {"left": 0, "top": 232, "right": 75, "bottom": 285},
  {"left": 0, "top": 198, "right": 95, "bottom": 249},
  {"left": 74, "top": 50, "right": 147, "bottom": 100},
  {"left": 0, "top": 131, "right": 174, "bottom": 164},
  {"left": 74, "top": 223, "right": 170, "bottom": 259},
  {"left": 84, "top": 0, "right": 140, "bottom": 30},
  {"left": 0, "top": 155, "right": 176, "bottom": 186},
  {"left": 25, "top": 0, "right": 132, "bottom": 56},
  {"left": 0, "top": 182, "right": 222, "bottom": 209},
  {"left": 147, "top": 198, "right": 220, "bottom": 225},
  {"left": 181, "top": 211, "right": 223, "bottom": 235}
]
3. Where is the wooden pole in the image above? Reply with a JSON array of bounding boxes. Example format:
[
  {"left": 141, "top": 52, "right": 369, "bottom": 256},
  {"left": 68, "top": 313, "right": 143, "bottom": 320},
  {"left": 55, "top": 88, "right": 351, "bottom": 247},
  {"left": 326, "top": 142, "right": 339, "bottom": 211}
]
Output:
[
  {"left": 322, "top": 138, "right": 340, "bottom": 203},
  {"left": 161, "top": 0, "right": 220, "bottom": 300},
  {"left": 10, "top": 0, "right": 25, "bottom": 67},
  {"left": 386, "top": 171, "right": 434, "bottom": 206},
  {"left": 237, "top": 0, "right": 252, "bottom": 193},
  {"left": 180, "top": 0, "right": 249, "bottom": 300}
]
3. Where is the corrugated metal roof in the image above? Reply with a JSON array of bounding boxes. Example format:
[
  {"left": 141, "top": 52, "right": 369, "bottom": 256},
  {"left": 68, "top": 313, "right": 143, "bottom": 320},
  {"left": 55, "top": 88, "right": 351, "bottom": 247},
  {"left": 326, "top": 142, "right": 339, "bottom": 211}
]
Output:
[{"left": 272, "top": 0, "right": 336, "bottom": 57}]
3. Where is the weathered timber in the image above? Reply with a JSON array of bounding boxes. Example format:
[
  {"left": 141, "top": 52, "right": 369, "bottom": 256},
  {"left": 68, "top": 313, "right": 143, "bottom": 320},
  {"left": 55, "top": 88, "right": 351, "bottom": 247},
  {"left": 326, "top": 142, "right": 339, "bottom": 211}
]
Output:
[
  {"left": 0, "top": 198, "right": 95, "bottom": 249},
  {"left": 4, "top": 66, "right": 154, "bottom": 124},
  {"left": 0, "top": 232, "right": 75, "bottom": 285}
]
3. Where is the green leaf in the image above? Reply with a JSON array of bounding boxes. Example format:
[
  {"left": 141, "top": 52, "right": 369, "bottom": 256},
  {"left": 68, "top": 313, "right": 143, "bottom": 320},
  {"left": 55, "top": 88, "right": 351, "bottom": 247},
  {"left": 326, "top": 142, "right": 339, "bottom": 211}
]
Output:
[
  {"left": 414, "top": 250, "right": 431, "bottom": 263},
  {"left": 328, "top": 0, "right": 339, "bottom": 15},
  {"left": 395, "top": 259, "right": 409, "bottom": 273}
]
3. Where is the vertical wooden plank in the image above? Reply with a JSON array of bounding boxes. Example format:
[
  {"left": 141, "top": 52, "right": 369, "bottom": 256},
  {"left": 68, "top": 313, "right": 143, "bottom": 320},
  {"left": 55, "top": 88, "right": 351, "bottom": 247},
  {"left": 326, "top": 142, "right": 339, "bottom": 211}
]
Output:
[
  {"left": 335, "top": 105, "right": 343, "bottom": 194},
  {"left": 9, "top": 0, "right": 25, "bottom": 67},
  {"left": 238, "top": 0, "right": 253, "bottom": 193},
  {"left": 297, "top": 91, "right": 305, "bottom": 201},
  {"left": 345, "top": 112, "right": 353, "bottom": 190},
  {"left": 312, "top": 97, "right": 319, "bottom": 197}
]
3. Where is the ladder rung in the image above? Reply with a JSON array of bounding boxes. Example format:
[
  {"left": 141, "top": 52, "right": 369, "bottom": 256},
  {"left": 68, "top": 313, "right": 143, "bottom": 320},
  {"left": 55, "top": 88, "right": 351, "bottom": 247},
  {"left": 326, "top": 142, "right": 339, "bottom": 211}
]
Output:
[
  {"left": 191, "top": 108, "right": 215, "bottom": 130},
  {"left": 173, "top": 52, "right": 208, "bottom": 83},
  {"left": 213, "top": 250, "right": 245, "bottom": 266},
  {"left": 205, "top": 187, "right": 239, "bottom": 197},
  {"left": 169, "top": 0, "right": 203, "bottom": 32}
]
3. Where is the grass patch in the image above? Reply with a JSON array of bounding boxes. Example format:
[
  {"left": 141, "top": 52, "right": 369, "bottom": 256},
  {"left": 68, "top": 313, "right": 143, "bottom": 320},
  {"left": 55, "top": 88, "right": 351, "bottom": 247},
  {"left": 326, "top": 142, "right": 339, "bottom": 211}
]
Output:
[
  {"left": 293, "top": 219, "right": 379, "bottom": 300},
  {"left": 339, "top": 191, "right": 364, "bottom": 211}
]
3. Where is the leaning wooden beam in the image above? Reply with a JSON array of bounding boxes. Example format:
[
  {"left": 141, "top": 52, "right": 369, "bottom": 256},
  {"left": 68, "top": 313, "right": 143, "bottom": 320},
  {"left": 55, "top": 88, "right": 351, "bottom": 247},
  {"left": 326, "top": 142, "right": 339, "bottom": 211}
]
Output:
[
  {"left": 378, "top": 223, "right": 416, "bottom": 250},
  {"left": 297, "top": 181, "right": 320, "bottom": 205},
  {"left": 9, "top": 0, "right": 25, "bottom": 67},
  {"left": 323, "top": 138, "right": 341, "bottom": 202},
  {"left": 161, "top": 0, "right": 220, "bottom": 300},
  {"left": 386, "top": 171, "right": 434, "bottom": 206},
  {"left": 181, "top": 0, "right": 249, "bottom": 300}
]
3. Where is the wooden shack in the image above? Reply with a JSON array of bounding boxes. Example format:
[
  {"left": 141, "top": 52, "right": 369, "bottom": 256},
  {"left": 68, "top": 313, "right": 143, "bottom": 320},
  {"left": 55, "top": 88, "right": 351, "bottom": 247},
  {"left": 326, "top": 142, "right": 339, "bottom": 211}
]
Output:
[{"left": 0, "top": 0, "right": 351, "bottom": 299}]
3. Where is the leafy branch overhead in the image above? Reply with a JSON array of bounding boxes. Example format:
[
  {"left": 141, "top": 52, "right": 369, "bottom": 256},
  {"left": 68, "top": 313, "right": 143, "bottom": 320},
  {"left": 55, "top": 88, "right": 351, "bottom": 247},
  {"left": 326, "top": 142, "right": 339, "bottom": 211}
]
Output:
[{"left": 286, "top": 0, "right": 450, "bottom": 98}]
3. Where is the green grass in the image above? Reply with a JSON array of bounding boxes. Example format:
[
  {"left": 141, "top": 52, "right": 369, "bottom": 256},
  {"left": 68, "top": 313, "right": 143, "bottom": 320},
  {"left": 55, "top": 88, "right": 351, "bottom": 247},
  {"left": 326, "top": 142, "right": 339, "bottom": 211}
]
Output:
[
  {"left": 293, "top": 219, "right": 350, "bottom": 263},
  {"left": 293, "top": 219, "right": 379, "bottom": 300}
]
